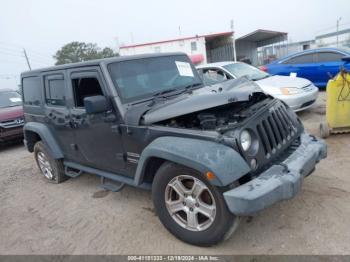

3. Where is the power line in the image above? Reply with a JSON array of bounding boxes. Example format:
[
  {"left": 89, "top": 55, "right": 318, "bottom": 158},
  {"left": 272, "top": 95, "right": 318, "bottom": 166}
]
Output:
[
  {"left": 27, "top": 49, "right": 53, "bottom": 58},
  {"left": 0, "top": 50, "right": 25, "bottom": 58},
  {"left": 0, "top": 53, "right": 23, "bottom": 59},
  {"left": 0, "top": 76, "right": 19, "bottom": 80},
  {"left": 25, "top": 53, "right": 53, "bottom": 64},
  {"left": 0, "top": 46, "right": 23, "bottom": 54},
  {"left": 0, "top": 74, "right": 18, "bottom": 76},
  {"left": 0, "top": 41, "right": 54, "bottom": 59},
  {"left": 0, "top": 44, "right": 52, "bottom": 69},
  {"left": 26, "top": 55, "right": 52, "bottom": 63},
  {"left": 0, "top": 57, "right": 27, "bottom": 65},
  {"left": 315, "top": 21, "right": 350, "bottom": 34}
]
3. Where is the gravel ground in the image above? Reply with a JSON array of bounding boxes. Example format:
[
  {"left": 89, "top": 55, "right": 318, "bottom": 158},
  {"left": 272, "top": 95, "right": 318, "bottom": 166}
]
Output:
[{"left": 1, "top": 91, "right": 350, "bottom": 255}]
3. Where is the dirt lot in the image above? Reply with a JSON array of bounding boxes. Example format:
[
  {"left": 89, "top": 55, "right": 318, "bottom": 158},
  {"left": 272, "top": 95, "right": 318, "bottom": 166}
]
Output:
[{"left": 0, "top": 91, "right": 350, "bottom": 255}]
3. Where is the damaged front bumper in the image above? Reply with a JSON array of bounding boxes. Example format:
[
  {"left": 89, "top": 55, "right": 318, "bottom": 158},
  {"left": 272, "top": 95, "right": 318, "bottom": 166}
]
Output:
[{"left": 223, "top": 133, "right": 327, "bottom": 216}]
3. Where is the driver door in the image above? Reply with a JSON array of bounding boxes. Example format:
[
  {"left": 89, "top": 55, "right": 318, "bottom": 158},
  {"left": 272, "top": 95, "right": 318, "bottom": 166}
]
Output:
[{"left": 67, "top": 67, "right": 126, "bottom": 174}]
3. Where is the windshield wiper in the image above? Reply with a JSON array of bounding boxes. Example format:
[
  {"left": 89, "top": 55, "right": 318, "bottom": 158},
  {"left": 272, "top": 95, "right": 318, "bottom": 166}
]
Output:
[
  {"left": 153, "top": 88, "right": 178, "bottom": 98},
  {"left": 153, "top": 82, "right": 202, "bottom": 98},
  {"left": 180, "top": 82, "right": 203, "bottom": 93},
  {"left": 148, "top": 83, "right": 203, "bottom": 107},
  {"left": 147, "top": 88, "right": 179, "bottom": 107}
]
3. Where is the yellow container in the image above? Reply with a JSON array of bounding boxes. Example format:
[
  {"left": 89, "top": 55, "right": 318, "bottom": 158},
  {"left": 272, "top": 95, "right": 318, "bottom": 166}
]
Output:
[{"left": 320, "top": 70, "right": 350, "bottom": 138}]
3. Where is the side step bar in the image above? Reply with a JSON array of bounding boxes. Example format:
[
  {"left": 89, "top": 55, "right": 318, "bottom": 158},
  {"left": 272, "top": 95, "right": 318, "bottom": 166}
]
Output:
[
  {"left": 100, "top": 177, "right": 125, "bottom": 192},
  {"left": 63, "top": 161, "right": 151, "bottom": 191},
  {"left": 65, "top": 166, "right": 83, "bottom": 178}
]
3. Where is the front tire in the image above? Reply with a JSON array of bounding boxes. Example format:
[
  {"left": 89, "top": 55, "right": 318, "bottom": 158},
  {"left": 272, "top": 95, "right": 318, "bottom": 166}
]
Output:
[
  {"left": 34, "top": 141, "right": 68, "bottom": 184},
  {"left": 152, "top": 162, "right": 239, "bottom": 246}
]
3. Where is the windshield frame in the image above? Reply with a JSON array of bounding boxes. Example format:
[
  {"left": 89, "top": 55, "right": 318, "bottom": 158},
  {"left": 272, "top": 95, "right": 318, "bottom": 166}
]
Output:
[
  {"left": 0, "top": 90, "right": 22, "bottom": 108},
  {"left": 223, "top": 62, "right": 270, "bottom": 81},
  {"left": 107, "top": 54, "right": 203, "bottom": 105}
]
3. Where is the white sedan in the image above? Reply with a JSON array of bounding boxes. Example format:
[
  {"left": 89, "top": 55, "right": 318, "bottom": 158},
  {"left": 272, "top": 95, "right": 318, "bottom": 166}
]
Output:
[{"left": 197, "top": 62, "right": 319, "bottom": 112}]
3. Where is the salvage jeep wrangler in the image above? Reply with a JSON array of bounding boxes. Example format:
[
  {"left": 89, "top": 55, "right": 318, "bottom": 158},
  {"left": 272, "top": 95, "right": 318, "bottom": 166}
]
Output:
[{"left": 21, "top": 53, "right": 326, "bottom": 246}]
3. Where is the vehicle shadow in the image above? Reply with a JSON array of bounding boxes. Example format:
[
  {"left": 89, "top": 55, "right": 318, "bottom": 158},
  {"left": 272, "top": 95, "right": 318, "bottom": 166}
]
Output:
[{"left": 0, "top": 139, "right": 24, "bottom": 152}]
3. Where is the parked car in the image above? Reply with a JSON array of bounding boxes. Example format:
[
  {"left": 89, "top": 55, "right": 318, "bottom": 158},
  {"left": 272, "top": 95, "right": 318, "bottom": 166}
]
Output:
[
  {"left": 0, "top": 88, "right": 24, "bottom": 143},
  {"left": 21, "top": 53, "right": 326, "bottom": 246},
  {"left": 197, "top": 62, "right": 318, "bottom": 112},
  {"left": 260, "top": 48, "right": 350, "bottom": 88}
]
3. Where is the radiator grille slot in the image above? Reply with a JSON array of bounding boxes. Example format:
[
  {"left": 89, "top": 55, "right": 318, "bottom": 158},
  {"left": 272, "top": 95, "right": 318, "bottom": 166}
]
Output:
[{"left": 256, "top": 104, "right": 297, "bottom": 158}]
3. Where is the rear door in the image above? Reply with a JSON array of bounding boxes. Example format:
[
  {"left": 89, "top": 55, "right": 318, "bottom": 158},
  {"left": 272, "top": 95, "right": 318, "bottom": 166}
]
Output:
[
  {"left": 280, "top": 53, "right": 317, "bottom": 82},
  {"left": 67, "top": 67, "right": 126, "bottom": 174},
  {"left": 313, "top": 51, "right": 346, "bottom": 87},
  {"left": 42, "top": 71, "right": 80, "bottom": 161}
]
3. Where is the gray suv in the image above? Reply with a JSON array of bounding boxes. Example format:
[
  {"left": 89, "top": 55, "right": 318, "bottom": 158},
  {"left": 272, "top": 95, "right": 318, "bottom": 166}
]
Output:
[{"left": 21, "top": 53, "right": 326, "bottom": 246}]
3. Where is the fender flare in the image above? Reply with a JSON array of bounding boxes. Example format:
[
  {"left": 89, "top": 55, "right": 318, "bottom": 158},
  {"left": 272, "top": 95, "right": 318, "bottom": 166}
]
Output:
[
  {"left": 23, "top": 122, "right": 64, "bottom": 159},
  {"left": 134, "top": 136, "right": 250, "bottom": 187}
]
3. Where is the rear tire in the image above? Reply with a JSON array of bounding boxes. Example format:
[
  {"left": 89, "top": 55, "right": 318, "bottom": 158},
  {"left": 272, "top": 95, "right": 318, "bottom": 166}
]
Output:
[
  {"left": 152, "top": 162, "right": 239, "bottom": 246},
  {"left": 34, "top": 141, "right": 68, "bottom": 184}
]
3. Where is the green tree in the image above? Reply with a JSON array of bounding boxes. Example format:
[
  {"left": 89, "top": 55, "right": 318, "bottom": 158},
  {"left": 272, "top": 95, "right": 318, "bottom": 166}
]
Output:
[{"left": 54, "top": 42, "right": 118, "bottom": 65}]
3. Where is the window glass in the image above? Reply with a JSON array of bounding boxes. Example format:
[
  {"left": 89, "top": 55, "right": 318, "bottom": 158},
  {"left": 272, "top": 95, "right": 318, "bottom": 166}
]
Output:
[
  {"left": 0, "top": 91, "right": 22, "bottom": 108},
  {"left": 45, "top": 75, "right": 65, "bottom": 106},
  {"left": 202, "top": 69, "right": 228, "bottom": 85},
  {"left": 284, "top": 54, "right": 314, "bottom": 64},
  {"left": 72, "top": 77, "right": 103, "bottom": 107},
  {"left": 108, "top": 55, "right": 202, "bottom": 103},
  {"left": 191, "top": 42, "right": 197, "bottom": 51},
  {"left": 22, "top": 76, "right": 41, "bottom": 106},
  {"left": 316, "top": 52, "right": 344, "bottom": 62},
  {"left": 223, "top": 63, "right": 269, "bottom": 81}
]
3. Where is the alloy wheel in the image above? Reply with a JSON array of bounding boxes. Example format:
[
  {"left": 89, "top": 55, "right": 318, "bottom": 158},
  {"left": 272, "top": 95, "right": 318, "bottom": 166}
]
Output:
[
  {"left": 165, "top": 175, "right": 216, "bottom": 231},
  {"left": 37, "top": 151, "right": 55, "bottom": 181}
]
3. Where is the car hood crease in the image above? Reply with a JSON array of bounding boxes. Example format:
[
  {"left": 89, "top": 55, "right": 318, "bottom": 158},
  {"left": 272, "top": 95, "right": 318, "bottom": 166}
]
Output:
[
  {"left": 141, "top": 78, "right": 265, "bottom": 125},
  {"left": 256, "top": 75, "right": 311, "bottom": 89}
]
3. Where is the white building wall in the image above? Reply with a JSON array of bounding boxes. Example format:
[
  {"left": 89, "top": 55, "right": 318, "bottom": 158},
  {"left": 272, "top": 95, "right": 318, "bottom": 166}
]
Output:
[
  {"left": 316, "top": 33, "right": 350, "bottom": 48},
  {"left": 119, "top": 36, "right": 208, "bottom": 63},
  {"left": 286, "top": 41, "right": 316, "bottom": 54}
]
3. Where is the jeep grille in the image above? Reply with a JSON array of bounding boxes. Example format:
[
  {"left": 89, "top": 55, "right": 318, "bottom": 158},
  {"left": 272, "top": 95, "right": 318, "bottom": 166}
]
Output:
[{"left": 256, "top": 103, "right": 299, "bottom": 159}]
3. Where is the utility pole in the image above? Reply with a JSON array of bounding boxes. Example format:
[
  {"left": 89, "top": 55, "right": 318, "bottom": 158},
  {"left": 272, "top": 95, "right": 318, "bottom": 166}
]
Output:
[
  {"left": 23, "top": 49, "right": 32, "bottom": 70},
  {"left": 336, "top": 17, "right": 342, "bottom": 47},
  {"left": 231, "top": 19, "right": 237, "bottom": 62}
]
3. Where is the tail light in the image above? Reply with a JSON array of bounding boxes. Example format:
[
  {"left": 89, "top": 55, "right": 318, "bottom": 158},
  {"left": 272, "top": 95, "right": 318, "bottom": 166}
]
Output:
[{"left": 259, "top": 65, "right": 268, "bottom": 72}]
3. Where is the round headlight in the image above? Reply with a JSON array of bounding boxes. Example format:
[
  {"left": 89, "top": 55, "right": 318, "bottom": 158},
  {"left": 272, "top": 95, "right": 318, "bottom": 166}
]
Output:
[{"left": 240, "top": 130, "right": 252, "bottom": 151}]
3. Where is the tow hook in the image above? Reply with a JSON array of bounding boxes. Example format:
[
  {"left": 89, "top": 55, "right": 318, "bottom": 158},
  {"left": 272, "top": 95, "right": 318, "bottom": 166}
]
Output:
[
  {"left": 309, "top": 134, "right": 318, "bottom": 142},
  {"left": 278, "top": 163, "right": 289, "bottom": 173}
]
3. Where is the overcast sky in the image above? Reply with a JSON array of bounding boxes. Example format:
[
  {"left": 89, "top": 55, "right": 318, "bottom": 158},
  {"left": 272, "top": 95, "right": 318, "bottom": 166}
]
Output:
[{"left": 1, "top": 0, "right": 349, "bottom": 89}]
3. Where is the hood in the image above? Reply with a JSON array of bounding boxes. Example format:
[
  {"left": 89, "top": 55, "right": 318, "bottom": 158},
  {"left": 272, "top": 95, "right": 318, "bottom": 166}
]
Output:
[
  {"left": 142, "top": 78, "right": 266, "bottom": 125},
  {"left": 255, "top": 75, "right": 311, "bottom": 92},
  {"left": 0, "top": 105, "right": 24, "bottom": 121}
]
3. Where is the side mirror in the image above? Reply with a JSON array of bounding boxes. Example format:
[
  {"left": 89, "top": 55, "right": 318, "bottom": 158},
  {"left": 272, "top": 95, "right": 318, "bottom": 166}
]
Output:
[
  {"left": 342, "top": 56, "right": 350, "bottom": 64},
  {"left": 84, "top": 95, "right": 111, "bottom": 114}
]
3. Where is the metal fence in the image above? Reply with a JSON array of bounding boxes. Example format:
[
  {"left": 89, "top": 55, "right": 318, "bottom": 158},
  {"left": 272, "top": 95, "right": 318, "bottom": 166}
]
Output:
[{"left": 208, "top": 44, "right": 233, "bottom": 63}]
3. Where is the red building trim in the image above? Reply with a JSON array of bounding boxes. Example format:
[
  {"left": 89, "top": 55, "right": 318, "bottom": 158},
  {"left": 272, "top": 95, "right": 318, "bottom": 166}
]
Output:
[{"left": 120, "top": 31, "right": 233, "bottom": 49}]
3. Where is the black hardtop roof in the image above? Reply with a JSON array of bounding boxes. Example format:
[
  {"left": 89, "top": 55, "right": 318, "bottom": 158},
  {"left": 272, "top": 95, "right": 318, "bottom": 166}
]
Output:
[{"left": 21, "top": 52, "right": 187, "bottom": 77}]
